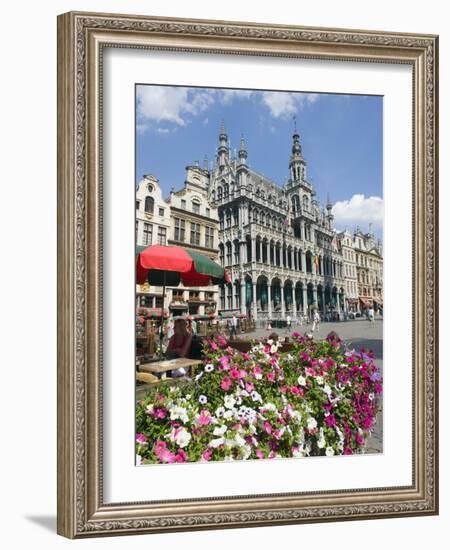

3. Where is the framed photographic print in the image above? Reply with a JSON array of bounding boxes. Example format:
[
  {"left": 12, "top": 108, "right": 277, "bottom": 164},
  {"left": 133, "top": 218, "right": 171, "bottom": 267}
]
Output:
[{"left": 57, "top": 11, "right": 439, "bottom": 538}]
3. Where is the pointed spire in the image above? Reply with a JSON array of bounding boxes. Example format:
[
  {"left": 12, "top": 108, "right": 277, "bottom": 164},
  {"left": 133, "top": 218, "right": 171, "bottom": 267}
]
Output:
[
  {"left": 218, "top": 119, "right": 229, "bottom": 168},
  {"left": 293, "top": 115, "right": 298, "bottom": 137},
  {"left": 326, "top": 192, "right": 332, "bottom": 210},
  {"left": 238, "top": 133, "right": 248, "bottom": 166},
  {"left": 219, "top": 119, "right": 227, "bottom": 139}
]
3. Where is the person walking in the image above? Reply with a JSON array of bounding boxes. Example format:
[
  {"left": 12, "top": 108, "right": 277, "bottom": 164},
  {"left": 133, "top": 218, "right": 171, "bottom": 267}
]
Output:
[
  {"left": 230, "top": 314, "right": 238, "bottom": 339},
  {"left": 311, "top": 310, "right": 321, "bottom": 332},
  {"left": 286, "top": 314, "right": 291, "bottom": 333}
]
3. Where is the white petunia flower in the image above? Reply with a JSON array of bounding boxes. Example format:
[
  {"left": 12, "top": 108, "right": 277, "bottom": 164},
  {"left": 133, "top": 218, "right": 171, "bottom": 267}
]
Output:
[
  {"left": 224, "top": 395, "right": 236, "bottom": 409},
  {"left": 325, "top": 446, "right": 335, "bottom": 456},
  {"left": 209, "top": 437, "right": 225, "bottom": 448},
  {"left": 215, "top": 406, "right": 225, "bottom": 417},
  {"left": 145, "top": 404, "right": 154, "bottom": 415},
  {"left": 167, "top": 427, "right": 191, "bottom": 448},
  {"left": 213, "top": 424, "right": 227, "bottom": 436},
  {"left": 307, "top": 417, "right": 318, "bottom": 431},
  {"left": 234, "top": 434, "right": 247, "bottom": 447},
  {"left": 136, "top": 454, "right": 142, "bottom": 466},
  {"left": 251, "top": 391, "right": 263, "bottom": 403},
  {"left": 323, "top": 385, "right": 332, "bottom": 396},
  {"left": 315, "top": 376, "right": 324, "bottom": 385},
  {"left": 223, "top": 410, "right": 234, "bottom": 420},
  {"left": 297, "top": 375, "right": 306, "bottom": 386},
  {"left": 317, "top": 428, "right": 326, "bottom": 449},
  {"left": 169, "top": 405, "right": 189, "bottom": 423},
  {"left": 204, "top": 364, "right": 214, "bottom": 373},
  {"left": 198, "top": 395, "right": 208, "bottom": 405}
]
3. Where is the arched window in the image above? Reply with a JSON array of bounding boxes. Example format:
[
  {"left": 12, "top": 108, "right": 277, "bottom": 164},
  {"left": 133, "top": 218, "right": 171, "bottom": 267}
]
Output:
[
  {"left": 191, "top": 200, "right": 200, "bottom": 214},
  {"left": 144, "top": 196, "right": 154, "bottom": 213},
  {"left": 217, "top": 186, "right": 223, "bottom": 200},
  {"left": 302, "top": 195, "right": 309, "bottom": 211},
  {"left": 224, "top": 184, "right": 229, "bottom": 198}
]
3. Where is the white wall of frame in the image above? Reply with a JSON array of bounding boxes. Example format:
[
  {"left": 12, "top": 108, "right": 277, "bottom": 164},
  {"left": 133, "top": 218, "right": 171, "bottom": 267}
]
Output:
[{"left": 0, "top": 1, "right": 447, "bottom": 549}]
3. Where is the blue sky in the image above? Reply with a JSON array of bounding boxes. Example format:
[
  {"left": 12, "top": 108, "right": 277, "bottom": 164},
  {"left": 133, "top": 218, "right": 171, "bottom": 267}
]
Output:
[{"left": 136, "top": 85, "right": 383, "bottom": 239}]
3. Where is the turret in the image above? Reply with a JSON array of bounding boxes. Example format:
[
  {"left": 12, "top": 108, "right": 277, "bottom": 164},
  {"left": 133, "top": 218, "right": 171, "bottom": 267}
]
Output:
[
  {"left": 326, "top": 193, "right": 334, "bottom": 229},
  {"left": 217, "top": 120, "right": 229, "bottom": 169},
  {"left": 288, "top": 120, "right": 307, "bottom": 184},
  {"left": 236, "top": 134, "right": 249, "bottom": 188}
]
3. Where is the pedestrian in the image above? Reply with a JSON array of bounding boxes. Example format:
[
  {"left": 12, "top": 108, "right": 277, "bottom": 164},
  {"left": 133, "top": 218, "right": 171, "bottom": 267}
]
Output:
[
  {"left": 230, "top": 313, "right": 238, "bottom": 339},
  {"left": 286, "top": 314, "right": 291, "bottom": 332},
  {"left": 311, "top": 310, "right": 321, "bottom": 332}
]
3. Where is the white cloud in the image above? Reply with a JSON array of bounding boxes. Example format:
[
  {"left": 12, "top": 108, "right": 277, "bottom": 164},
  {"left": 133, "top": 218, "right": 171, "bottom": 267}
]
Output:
[
  {"left": 156, "top": 128, "right": 170, "bottom": 134},
  {"left": 137, "top": 86, "right": 215, "bottom": 128},
  {"left": 219, "top": 89, "right": 253, "bottom": 104},
  {"left": 332, "top": 194, "right": 383, "bottom": 232},
  {"left": 261, "top": 92, "right": 320, "bottom": 119}
]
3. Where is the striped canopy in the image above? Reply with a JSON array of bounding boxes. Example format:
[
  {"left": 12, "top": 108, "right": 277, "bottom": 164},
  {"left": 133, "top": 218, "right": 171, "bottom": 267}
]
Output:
[{"left": 136, "top": 244, "right": 230, "bottom": 286}]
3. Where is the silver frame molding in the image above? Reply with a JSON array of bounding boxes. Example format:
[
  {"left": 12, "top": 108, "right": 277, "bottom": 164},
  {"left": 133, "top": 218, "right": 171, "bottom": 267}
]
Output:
[{"left": 57, "top": 11, "right": 439, "bottom": 538}]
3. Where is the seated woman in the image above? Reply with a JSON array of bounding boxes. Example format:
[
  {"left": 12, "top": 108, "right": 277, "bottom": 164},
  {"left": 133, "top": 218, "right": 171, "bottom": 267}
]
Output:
[{"left": 166, "top": 319, "right": 192, "bottom": 377}]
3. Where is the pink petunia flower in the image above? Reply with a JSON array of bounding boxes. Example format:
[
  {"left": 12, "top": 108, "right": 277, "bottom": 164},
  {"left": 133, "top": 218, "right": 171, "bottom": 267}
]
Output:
[
  {"left": 136, "top": 433, "right": 147, "bottom": 445},
  {"left": 267, "top": 372, "right": 275, "bottom": 382},
  {"left": 221, "top": 376, "right": 232, "bottom": 391},
  {"left": 175, "top": 449, "right": 188, "bottom": 463},
  {"left": 197, "top": 410, "right": 212, "bottom": 426},
  {"left": 263, "top": 421, "right": 272, "bottom": 434},
  {"left": 202, "top": 448, "right": 213, "bottom": 461},
  {"left": 230, "top": 368, "right": 240, "bottom": 379}
]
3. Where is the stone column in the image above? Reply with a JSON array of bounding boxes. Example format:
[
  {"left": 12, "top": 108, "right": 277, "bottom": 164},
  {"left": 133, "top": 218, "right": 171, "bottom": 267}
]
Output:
[
  {"left": 251, "top": 237, "right": 256, "bottom": 263},
  {"left": 313, "top": 285, "right": 318, "bottom": 309},
  {"left": 302, "top": 286, "right": 308, "bottom": 315},
  {"left": 252, "top": 281, "right": 258, "bottom": 320},
  {"left": 240, "top": 241, "right": 246, "bottom": 265},
  {"left": 320, "top": 286, "right": 325, "bottom": 314},
  {"left": 281, "top": 283, "right": 285, "bottom": 317},
  {"left": 301, "top": 250, "right": 306, "bottom": 273},
  {"left": 267, "top": 283, "right": 272, "bottom": 319},
  {"left": 240, "top": 280, "right": 246, "bottom": 315}
]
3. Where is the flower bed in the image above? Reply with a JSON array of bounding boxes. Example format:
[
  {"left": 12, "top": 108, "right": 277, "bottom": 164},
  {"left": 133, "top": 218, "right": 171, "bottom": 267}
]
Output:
[{"left": 136, "top": 332, "right": 383, "bottom": 464}]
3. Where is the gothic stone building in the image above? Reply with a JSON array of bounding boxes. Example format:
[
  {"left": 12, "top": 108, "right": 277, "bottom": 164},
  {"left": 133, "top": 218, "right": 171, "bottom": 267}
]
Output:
[{"left": 206, "top": 123, "right": 346, "bottom": 323}]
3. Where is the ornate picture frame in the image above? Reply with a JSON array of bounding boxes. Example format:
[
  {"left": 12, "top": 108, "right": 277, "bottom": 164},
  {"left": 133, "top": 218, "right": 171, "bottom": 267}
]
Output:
[{"left": 57, "top": 11, "right": 438, "bottom": 538}]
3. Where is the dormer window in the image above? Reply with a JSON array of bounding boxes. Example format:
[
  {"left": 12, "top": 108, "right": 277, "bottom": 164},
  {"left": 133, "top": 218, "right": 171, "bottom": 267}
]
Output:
[
  {"left": 192, "top": 200, "right": 200, "bottom": 214},
  {"left": 144, "top": 196, "right": 154, "bottom": 214}
]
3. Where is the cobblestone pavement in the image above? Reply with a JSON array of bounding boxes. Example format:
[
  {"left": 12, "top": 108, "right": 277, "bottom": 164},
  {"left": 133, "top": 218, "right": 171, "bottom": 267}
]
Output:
[{"left": 239, "top": 318, "right": 384, "bottom": 454}]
